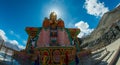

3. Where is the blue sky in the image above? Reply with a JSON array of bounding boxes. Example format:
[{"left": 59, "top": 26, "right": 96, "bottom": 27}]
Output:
[{"left": 0, "top": 0, "right": 120, "bottom": 49}]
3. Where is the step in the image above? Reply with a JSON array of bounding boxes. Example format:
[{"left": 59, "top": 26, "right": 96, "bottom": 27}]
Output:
[
  {"left": 94, "top": 51, "right": 110, "bottom": 65},
  {"left": 98, "top": 51, "right": 114, "bottom": 65}
]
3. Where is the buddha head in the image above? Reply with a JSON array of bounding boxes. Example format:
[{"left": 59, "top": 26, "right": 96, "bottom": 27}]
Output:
[{"left": 50, "top": 12, "right": 57, "bottom": 21}]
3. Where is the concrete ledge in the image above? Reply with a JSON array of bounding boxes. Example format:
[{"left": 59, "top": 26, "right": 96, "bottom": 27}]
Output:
[{"left": 109, "top": 46, "right": 120, "bottom": 65}]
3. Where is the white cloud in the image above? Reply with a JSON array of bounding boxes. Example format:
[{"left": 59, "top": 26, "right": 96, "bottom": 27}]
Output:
[
  {"left": 9, "top": 30, "right": 20, "bottom": 39},
  {"left": 0, "top": 29, "right": 25, "bottom": 50},
  {"left": 10, "top": 30, "right": 26, "bottom": 46},
  {"left": 0, "top": 29, "right": 8, "bottom": 41},
  {"left": 84, "top": 0, "right": 109, "bottom": 17},
  {"left": 10, "top": 30, "right": 14, "bottom": 34},
  {"left": 75, "top": 21, "right": 94, "bottom": 38},
  {"left": 8, "top": 40, "right": 19, "bottom": 45},
  {"left": 116, "top": 3, "right": 120, "bottom": 8},
  {"left": 18, "top": 45, "right": 25, "bottom": 50},
  {"left": 23, "top": 40, "right": 27, "bottom": 44}
]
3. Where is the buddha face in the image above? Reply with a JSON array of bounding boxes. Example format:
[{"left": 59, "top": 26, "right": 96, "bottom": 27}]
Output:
[
  {"left": 50, "top": 12, "right": 57, "bottom": 21},
  {"left": 52, "top": 49, "right": 61, "bottom": 63}
]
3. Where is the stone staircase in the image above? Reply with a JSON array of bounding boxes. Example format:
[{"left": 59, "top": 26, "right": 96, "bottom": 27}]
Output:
[
  {"left": 90, "top": 38, "right": 120, "bottom": 65},
  {"left": 91, "top": 48, "right": 114, "bottom": 65}
]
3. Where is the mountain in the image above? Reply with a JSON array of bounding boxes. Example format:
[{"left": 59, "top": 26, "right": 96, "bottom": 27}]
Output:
[{"left": 81, "top": 5, "right": 120, "bottom": 48}]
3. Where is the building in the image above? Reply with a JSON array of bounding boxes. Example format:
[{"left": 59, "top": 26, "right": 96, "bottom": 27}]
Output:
[{"left": 14, "top": 12, "right": 81, "bottom": 65}]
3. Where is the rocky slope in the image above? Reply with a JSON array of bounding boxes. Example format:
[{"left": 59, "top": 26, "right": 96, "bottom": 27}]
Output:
[{"left": 81, "top": 5, "right": 120, "bottom": 49}]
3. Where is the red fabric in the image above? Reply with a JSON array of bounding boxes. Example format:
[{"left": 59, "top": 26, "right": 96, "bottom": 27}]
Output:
[
  {"left": 57, "top": 30, "right": 70, "bottom": 46},
  {"left": 65, "top": 53, "right": 69, "bottom": 65},
  {"left": 37, "top": 29, "right": 50, "bottom": 47}
]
